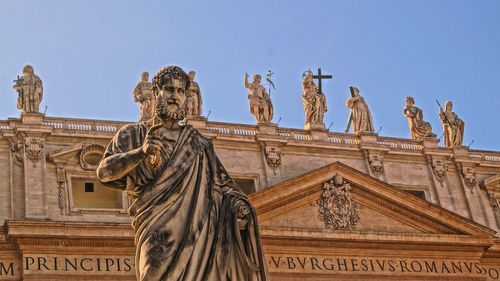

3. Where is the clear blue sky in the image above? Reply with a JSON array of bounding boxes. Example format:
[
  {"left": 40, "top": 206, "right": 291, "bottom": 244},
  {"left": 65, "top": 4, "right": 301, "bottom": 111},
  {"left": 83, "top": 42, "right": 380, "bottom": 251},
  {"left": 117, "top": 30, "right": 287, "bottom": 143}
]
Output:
[{"left": 1, "top": 0, "right": 499, "bottom": 150}]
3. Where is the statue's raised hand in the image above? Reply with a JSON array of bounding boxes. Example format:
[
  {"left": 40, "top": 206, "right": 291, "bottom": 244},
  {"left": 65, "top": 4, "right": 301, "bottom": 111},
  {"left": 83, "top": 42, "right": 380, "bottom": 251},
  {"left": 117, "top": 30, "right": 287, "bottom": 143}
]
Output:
[{"left": 142, "top": 124, "right": 163, "bottom": 156}]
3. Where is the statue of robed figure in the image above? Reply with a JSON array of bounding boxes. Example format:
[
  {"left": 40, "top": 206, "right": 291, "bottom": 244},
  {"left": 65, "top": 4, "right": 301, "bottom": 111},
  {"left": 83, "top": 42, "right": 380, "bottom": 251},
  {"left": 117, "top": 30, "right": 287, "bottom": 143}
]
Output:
[
  {"left": 345, "top": 86, "right": 374, "bottom": 134},
  {"left": 403, "top": 96, "right": 435, "bottom": 140},
  {"left": 97, "top": 66, "right": 267, "bottom": 281},
  {"left": 12, "top": 64, "right": 43, "bottom": 113},
  {"left": 438, "top": 100, "right": 464, "bottom": 148}
]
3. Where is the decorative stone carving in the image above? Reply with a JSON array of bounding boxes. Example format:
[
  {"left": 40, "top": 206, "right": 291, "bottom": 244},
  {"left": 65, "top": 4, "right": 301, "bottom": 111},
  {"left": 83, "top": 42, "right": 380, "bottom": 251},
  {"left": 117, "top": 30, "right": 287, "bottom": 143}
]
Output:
[
  {"left": 244, "top": 72, "right": 274, "bottom": 123},
  {"left": 368, "top": 154, "right": 384, "bottom": 179},
  {"left": 461, "top": 166, "right": 477, "bottom": 188},
  {"left": 79, "top": 144, "right": 106, "bottom": 170},
  {"left": 345, "top": 86, "right": 374, "bottom": 134},
  {"left": 9, "top": 138, "right": 24, "bottom": 166},
  {"left": 97, "top": 66, "right": 267, "bottom": 280},
  {"left": 317, "top": 173, "right": 359, "bottom": 230},
  {"left": 432, "top": 160, "right": 447, "bottom": 183},
  {"left": 302, "top": 70, "right": 327, "bottom": 130},
  {"left": 56, "top": 167, "right": 66, "bottom": 214},
  {"left": 403, "top": 96, "right": 435, "bottom": 140},
  {"left": 133, "top": 71, "right": 154, "bottom": 121},
  {"left": 25, "top": 137, "right": 44, "bottom": 162},
  {"left": 12, "top": 64, "right": 44, "bottom": 113},
  {"left": 438, "top": 100, "right": 464, "bottom": 148},
  {"left": 264, "top": 146, "right": 281, "bottom": 172},
  {"left": 186, "top": 71, "right": 202, "bottom": 116}
]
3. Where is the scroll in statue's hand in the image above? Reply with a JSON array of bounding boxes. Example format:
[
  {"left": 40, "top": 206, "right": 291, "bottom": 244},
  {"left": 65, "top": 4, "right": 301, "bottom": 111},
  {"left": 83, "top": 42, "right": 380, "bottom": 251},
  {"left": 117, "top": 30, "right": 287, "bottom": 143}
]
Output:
[{"left": 142, "top": 124, "right": 163, "bottom": 156}]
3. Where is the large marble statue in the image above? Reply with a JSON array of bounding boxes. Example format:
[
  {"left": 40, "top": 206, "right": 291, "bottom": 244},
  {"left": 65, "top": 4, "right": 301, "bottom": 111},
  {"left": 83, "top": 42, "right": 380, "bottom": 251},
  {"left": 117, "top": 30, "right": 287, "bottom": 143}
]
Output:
[
  {"left": 186, "top": 71, "right": 202, "bottom": 116},
  {"left": 439, "top": 100, "right": 464, "bottom": 148},
  {"left": 12, "top": 64, "right": 43, "bottom": 113},
  {"left": 345, "top": 87, "right": 374, "bottom": 134},
  {"left": 244, "top": 72, "right": 273, "bottom": 123},
  {"left": 133, "top": 72, "right": 154, "bottom": 121},
  {"left": 97, "top": 66, "right": 267, "bottom": 281},
  {"left": 301, "top": 70, "right": 327, "bottom": 129},
  {"left": 403, "top": 96, "right": 435, "bottom": 140}
]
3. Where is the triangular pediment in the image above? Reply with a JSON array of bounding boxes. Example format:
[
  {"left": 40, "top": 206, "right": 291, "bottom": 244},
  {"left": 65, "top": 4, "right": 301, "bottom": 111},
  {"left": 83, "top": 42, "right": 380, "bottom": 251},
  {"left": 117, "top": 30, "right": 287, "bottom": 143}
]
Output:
[{"left": 250, "top": 161, "right": 495, "bottom": 237}]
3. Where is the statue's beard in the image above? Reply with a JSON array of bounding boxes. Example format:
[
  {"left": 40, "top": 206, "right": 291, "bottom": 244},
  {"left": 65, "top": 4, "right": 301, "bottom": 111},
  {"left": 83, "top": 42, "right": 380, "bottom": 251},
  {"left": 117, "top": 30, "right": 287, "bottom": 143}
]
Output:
[{"left": 156, "top": 101, "right": 187, "bottom": 121}]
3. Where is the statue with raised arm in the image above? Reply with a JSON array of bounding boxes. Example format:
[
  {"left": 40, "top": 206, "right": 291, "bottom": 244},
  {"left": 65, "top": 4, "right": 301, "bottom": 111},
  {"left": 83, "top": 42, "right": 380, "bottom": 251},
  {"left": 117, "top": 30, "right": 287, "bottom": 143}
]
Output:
[
  {"left": 244, "top": 72, "right": 274, "bottom": 123},
  {"left": 438, "top": 100, "right": 464, "bottom": 148},
  {"left": 186, "top": 70, "right": 202, "bottom": 116},
  {"left": 133, "top": 72, "right": 154, "bottom": 121},
  {"left": 97, "top": 66, "right": 267, "bottom": 281},
  {"left": 403, "top": 96, "right": 435, "bottom": 140},
  {"left": 12, "top": 64, "right": 43, "bottom": 113},
  {"left": 301, "top": 70, "right": 327, "bottom": 129},
  {"left": 345, "top": 87, "right": 374, "bottom": 134}
]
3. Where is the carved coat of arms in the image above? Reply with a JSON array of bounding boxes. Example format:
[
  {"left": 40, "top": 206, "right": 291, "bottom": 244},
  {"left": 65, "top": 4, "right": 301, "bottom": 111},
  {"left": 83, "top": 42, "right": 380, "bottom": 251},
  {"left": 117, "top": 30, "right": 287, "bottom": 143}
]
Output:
[
  {"left": 432, "top": 160, "right": 447, "bottom": 183},
  {"left": 317, "top": 174, "right": 360, "bottom": 230},
  {"left": 25, "top": 137, "right": 44, "bottom": 161},
  {"left": 264, "top": 146, "right": 281, "bottom": 169}
]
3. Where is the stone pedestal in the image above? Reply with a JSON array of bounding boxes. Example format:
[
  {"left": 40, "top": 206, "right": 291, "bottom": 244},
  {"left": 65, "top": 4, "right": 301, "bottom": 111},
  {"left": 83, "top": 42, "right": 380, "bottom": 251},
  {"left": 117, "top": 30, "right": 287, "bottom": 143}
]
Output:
[
  {"left": 304, "top": 122, "right": 325, "bottom": 131},
  {"left": 257, "top": 122, "right": 277, "bottom": 135},
  {"left": 358, "top": 132, "right": 378, "bottom": 144},
  {"left": 308, "top": 127, "right": 328, "bottom": 142},
  {"left": 421, "top": 136, "right": 439, "bottom": 149},
  {"left": 21, "top": 113, "right": 44, "bottom": 125}
]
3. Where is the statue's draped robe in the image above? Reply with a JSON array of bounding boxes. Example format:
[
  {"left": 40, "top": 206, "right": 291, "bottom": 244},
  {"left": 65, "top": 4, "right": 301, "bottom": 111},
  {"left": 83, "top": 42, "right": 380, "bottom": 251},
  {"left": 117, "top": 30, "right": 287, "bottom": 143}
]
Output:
[
  {"left": 404, "top": 106, "right": 433, "bottom": 140},
  {"left": 302, "top": 85, "right": 327, "bottom": 126},
  {"left": 103, "top": 124, "right": 267, "bottom": 281},
  {"left": 440, "top": 110, "right": 464, "bottom": 147},
  {"left": 248, "top": 85, "right": 273, "bottom": 123},
  {"left": 346, "top": 96, "right": 374, "bottom": 133}
]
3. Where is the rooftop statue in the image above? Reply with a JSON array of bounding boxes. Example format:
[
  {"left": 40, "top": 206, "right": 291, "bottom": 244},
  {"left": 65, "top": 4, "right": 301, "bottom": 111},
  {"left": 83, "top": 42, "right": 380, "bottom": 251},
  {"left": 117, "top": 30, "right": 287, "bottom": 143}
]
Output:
[
  {"left": 345, "top": 86, "right": 374, "bottom": 134},
  {"left": 301, "top": 70, "right": 327, "bottom": 130},
  {"left": 438, "top": 100, "right": 464, "bottom": 148},
  {"left": 186, "top": 70, "right": 202, "bottom": 116},
  {"left": 12, "top": 64, "right": 43, "bottom": 113},
  {"left": 244, "top": 72, "right": 274, "bottom": 123},
  {"left": 133, "top": 72, "right": 154, "bottom": 121},
  {"left": 97, "top": 66, "right": 267, "bottom": 281},
  {"left": 403, "top": 96, "right": 435, "bottom": 140}
]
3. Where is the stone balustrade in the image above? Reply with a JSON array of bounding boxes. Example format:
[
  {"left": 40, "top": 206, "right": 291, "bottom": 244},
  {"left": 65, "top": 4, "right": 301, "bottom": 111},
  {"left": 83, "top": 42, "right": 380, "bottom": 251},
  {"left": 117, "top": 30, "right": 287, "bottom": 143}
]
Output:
[{"left": 1, "top": 115, "right": 499, "bottom": 163}]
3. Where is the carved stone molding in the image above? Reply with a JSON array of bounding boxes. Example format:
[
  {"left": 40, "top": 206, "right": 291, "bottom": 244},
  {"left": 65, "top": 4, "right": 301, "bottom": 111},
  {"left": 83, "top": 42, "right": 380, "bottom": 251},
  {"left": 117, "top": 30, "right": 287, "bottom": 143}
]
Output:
[
  {"left": 461, "top": 166, "right": 477, "bottom": 189},
  {"left": 79, "top": 144, "right": 106, "bottom": 170},
  {"left": 264, "top": 146, "right": 281, "bottom": 171},
  {"left": 368, "top": 153, "right": 384, "bottom": 179},
  {"left": 431, "top": 159, "right": 447, "bottom": 183},
  {"left": 316, "top": 174, "right": 359, "bottom": 230},
  {"left": 488, "top": 193, "right": 500, "bottom": 229},
  {"left": 24, "top": 137, "right": 44, "bottom": 162}
]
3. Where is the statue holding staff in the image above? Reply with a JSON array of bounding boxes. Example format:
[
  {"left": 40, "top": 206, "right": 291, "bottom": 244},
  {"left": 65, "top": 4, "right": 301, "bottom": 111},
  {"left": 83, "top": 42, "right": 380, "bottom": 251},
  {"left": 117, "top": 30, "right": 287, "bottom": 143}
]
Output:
[
  {"left": 244, "top": 72, "right": 274, "bottom": 123},
  {"left": 437, "top": 100, "right": 464, "bottom": 148}
]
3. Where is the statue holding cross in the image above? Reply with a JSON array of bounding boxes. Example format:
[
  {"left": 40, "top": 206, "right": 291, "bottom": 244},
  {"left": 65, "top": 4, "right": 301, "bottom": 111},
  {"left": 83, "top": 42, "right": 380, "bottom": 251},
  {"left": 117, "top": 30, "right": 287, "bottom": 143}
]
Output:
[{"left": 301, "top": 68, "right": 332, "bottom": 130}]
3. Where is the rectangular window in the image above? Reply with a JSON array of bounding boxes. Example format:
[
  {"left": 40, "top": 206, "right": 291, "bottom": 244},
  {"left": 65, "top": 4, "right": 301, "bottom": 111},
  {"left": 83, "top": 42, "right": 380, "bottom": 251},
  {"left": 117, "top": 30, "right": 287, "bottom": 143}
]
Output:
[
  {"left": 234, "top": 178, "right": 256, "bottom": 195},
  {"left": 84, "top": 182, "right": 94, "bottom": 193},
  {"left": 405, "top": 190, "right": 426, "bottom": 200},
  {"left": 71, "top": 178, "right": 123, "bottom": 209}
]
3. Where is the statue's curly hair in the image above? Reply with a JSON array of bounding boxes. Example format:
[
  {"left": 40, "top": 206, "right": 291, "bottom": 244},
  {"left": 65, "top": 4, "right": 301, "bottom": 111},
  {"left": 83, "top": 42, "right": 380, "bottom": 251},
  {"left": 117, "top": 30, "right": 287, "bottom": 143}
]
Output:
[{"left": 151, "top": 66, "right": 190, "bottom": 94}]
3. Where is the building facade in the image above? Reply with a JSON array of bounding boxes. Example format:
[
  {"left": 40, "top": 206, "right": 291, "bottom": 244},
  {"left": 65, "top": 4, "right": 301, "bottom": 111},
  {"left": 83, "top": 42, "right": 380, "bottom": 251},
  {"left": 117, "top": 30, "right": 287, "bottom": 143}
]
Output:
[{"left": 0, "top": 113, "right": 499, "bottom": 280}]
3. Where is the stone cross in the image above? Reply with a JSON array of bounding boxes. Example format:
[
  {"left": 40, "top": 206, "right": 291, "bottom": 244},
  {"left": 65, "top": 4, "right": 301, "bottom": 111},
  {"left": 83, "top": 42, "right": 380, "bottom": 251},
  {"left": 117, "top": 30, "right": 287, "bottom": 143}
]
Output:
[{"left": 312, "top": 68, "right": 332, "bottom": 94}]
